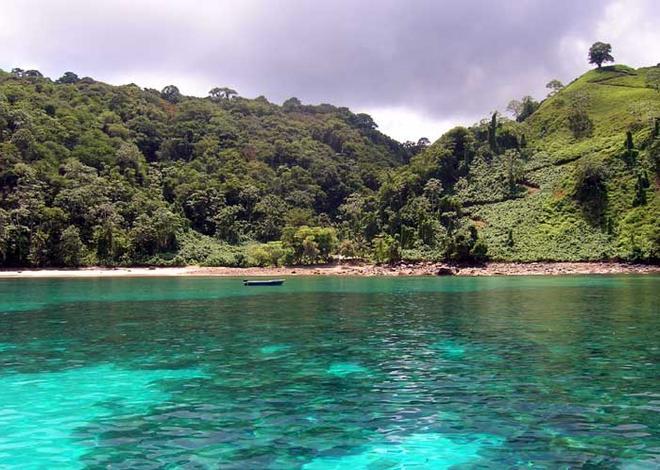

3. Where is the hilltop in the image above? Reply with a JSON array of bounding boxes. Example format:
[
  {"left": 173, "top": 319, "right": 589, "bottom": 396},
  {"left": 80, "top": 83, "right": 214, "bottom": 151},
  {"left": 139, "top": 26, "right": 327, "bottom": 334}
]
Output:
[{"left": 0, "top": 65, "right": 658, "bottom": 268}]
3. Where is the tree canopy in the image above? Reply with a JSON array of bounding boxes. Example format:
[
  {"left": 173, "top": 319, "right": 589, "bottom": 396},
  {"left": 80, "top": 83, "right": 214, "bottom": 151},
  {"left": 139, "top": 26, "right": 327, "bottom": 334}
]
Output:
[{"left": 588, "top": 42, "right": 614, "bottom": 68}]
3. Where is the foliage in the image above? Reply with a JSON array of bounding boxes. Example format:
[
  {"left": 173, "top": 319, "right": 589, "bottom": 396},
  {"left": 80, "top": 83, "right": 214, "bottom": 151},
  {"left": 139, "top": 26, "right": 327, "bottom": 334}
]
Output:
[
  {"left": 546, "top": 79, "right": 564, "bottom": 96},
  {"left": 280, "top": 226, "right": 338, "bottom": 265},
  {"left": 507, "top": 96, "right": 540, "bottom": 122},
  {"left": 572, "top": 159, "right": 608, "bottom": 220},
  {"left": 0, "top": 62, "right": 657, "bottom": 267},
  {"left": 372, "top": 234, "right": 401, "bottom": 264},
  {"left": 566, "top": 91, "right": 594, "bottom": 139},
  {"left": 445, "top": 225, "right": 488, "bottom": 263},
  {"left": 0, "top": 69, "right": 406, "bottom": 267},
  {"left": 588, "top": 42, "right": 614, "bottom": 69}
]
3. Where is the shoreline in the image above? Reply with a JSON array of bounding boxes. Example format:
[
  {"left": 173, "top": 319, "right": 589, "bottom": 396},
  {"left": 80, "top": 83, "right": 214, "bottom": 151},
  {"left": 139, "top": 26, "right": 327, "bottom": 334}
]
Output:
[{"left": 0, "top": 261, "right": 658, "bottom": 279}]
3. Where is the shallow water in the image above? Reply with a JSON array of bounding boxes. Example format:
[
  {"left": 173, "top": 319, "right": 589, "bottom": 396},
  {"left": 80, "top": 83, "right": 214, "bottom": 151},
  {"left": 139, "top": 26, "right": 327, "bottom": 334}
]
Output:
[{"left": 0, "top": 275, "right": 658, "bottom": 468}]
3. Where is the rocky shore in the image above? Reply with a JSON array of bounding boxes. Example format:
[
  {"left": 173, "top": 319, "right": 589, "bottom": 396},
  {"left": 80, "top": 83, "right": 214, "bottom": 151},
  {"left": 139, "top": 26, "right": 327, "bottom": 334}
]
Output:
[
  {"left": 191, "top": 261, "right": 660, "bottom": 277},
  {"left": 1, "top": 261, "right": 657, "bottom": 278}
]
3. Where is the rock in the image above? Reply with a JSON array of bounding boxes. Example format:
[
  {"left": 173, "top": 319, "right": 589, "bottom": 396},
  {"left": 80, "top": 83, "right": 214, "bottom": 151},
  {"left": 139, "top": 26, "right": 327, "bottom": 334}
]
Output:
[{"left": 436, "top": 267, "right": 455, "bottom": 276}]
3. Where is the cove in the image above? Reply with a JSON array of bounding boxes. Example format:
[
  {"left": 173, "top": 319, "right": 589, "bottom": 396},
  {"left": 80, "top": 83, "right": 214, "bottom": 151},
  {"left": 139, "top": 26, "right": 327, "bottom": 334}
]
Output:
[{"left": 0, "top": 275, "right": 658, "bottom": 468}]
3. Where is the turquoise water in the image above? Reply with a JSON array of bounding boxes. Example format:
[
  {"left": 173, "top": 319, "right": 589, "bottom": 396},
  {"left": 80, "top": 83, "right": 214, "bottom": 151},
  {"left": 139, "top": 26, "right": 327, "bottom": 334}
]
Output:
[{"left": 0, "top": 275, "right": 658, "bottom": 468}]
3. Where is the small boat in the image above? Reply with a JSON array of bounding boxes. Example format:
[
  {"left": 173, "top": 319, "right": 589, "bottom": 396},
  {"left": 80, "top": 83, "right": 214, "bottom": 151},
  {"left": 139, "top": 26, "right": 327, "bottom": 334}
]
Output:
[{"left": 243, "top": 279, "right": 285, "bottom": 286}]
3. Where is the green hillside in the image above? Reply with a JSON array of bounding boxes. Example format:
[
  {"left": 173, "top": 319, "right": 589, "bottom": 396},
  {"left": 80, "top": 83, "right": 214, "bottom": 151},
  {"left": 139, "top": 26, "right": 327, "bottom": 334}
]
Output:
[
  {"left": 468, "top": 65, "right": 659, "bottom": 261},
  {"left": 0, "top": 65, "right": 658, "bottom": 267}
]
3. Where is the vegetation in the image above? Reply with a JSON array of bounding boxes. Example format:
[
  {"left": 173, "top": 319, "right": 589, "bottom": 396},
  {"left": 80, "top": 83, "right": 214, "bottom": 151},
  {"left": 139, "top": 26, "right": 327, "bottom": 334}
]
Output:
[
  {"left": 546, "top": 80, "right": 564, "bottom": 96},
  {"left": 588, "top": 42, "right": 614, "bottom": 69},
  {"left": 507, "top": 96, "right": 540, "bottom": 122},
  {"left": 0, "top": 54, "right": 658, "bottom": 268}
]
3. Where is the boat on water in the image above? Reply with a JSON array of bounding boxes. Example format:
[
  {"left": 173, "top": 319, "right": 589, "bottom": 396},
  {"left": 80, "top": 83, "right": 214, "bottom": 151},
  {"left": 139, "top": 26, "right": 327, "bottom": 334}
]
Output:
[{"left": 243, "top": 279, "right": 285, "bottom": 286}]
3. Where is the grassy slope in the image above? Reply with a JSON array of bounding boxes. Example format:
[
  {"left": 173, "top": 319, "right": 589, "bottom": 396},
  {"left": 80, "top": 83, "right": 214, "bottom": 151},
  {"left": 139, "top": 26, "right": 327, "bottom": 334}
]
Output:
[{"left": 467, "top": 65, "right": 659, "bottom": 261}]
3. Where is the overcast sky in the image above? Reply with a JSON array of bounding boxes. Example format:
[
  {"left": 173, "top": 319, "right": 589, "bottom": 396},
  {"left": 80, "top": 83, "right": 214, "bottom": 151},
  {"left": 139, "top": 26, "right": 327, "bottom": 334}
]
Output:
[{"left": 1, "top": 0, "right": 659, "bottom": 142}]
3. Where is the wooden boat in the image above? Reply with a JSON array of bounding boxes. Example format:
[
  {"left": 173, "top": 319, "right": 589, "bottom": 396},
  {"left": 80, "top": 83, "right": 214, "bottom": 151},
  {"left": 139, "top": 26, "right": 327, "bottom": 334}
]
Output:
[{"left": 243, "top": 279, "right": 285, "bottom": 286}]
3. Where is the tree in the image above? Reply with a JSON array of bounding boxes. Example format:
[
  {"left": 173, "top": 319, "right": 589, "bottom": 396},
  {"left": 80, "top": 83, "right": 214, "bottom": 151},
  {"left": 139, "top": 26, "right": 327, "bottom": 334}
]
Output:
[
  {"left": 507, "top": 96, "right": 539, "bottom": 122},
  {"left": 505, "top": 149, "right": 523, "bottom": 194},
  {"left": 446, "top": 225, "right": 488, "bottom": 263},
  {"left": 161, "top": 85, "right": 182, "bottom": 103},
  {"left": 506, "top": 100, "right": 523, "bottom": 118},
  {"left": 23, "top": 70, "right": 43, "bottom": 78},
  {"left": 423, "top": 178, "right": 444, "bottom": 211},
  {"left": 282, "top": 97, "right": 302, "bottom": 111},
  {"left": 116, "top": 142, "right": 147, "bottom": 182},
  {"left": 59, "top": 226, "right": 84, "bottom": 266},
  {"left": 56, "top": 72, "right": 80, "bottom": 84},
  {"left": 402, "top": 137, "right": 431, "bottom": 157},
  {"left": 130, "top": 208, "right": 181, "bottom": 257},
  {"left": 488, "top": 112, "right": 498, "bottom": 152},
  {"left": 546, "top": 79, "right": 564, "bottom": 96},
  {"left": 28, "top": 229, "right": 49, "bottom": 267},
  {"left": 10, "top": 128, "right": 37, "bottom": 160},
  {"left": 626, "top": 130, "right": 634, "bottom": 152},
  {"left": 209, "top": 87, "right": 237, "bottom": 101},
  {"left": 588, "top": 42, "right": 614, "bottom": 69},
  {"left": 566, "top": 92, "right": 593, "bottom": 138},
  {"left": 281, "top": 225, "right": 337, "bottom": 264},
  {"left": 573, "top": 159, "right": 607, "bottom": 218},
  {"left": 632, "top": 172, "right": 649, "bottom": 207},
  {"left": 372, "top": 234, "right": 400, "bottom": 264},
  {"left": 352, "top": 113, "right": 377, "bottom": 130},
  {"left": 417, "top": 137, "right": 430, "bottom": 148},
  {"left": 518, "top": 96, "right": 539, "bottom": 122}
]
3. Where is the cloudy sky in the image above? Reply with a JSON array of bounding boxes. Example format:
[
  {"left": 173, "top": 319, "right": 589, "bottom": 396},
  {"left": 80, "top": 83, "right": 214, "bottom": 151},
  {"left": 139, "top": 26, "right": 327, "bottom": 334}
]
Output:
[{"left": 1, "top": 0, "right": 659, "bottom": 142}]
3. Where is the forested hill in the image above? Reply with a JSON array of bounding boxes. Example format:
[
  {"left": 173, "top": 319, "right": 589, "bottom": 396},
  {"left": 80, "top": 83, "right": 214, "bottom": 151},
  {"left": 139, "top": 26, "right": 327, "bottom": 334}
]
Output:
[
  {"left": 0, "top": 65, "right": 658, "bottom": 268},
  {"left": 0, "top": 69, "right": 414, "bottom": 267}
]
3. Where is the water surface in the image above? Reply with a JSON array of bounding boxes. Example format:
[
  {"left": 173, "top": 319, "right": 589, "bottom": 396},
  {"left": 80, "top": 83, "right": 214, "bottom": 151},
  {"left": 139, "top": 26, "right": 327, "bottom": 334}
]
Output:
[{"left": 0, "top": 275, "right": 658, "bottom": 468}]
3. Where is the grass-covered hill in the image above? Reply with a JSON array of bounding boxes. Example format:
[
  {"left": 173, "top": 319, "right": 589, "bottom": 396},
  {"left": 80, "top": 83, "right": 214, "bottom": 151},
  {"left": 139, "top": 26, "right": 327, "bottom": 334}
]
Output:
[
  {"left": 0, "top": 65, "right": 658, "bottom": 267},
  {"left": 468, "top": 65, "right": 659, "bottom": 261},
  {"left": 371, "top": 64, "right": 659, "bottom": 263}
]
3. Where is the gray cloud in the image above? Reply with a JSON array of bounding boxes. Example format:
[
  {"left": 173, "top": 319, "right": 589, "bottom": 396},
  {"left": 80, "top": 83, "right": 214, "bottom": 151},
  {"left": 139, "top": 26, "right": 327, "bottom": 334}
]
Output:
[{"left": 1, "top": 0, "right": 658, "bottom": 140}]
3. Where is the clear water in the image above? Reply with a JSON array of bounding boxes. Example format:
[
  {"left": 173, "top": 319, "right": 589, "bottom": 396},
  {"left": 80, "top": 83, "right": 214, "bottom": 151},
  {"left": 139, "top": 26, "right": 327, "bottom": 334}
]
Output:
[{"left": 0, "top": 275, "right": 658, "bottom": 468}]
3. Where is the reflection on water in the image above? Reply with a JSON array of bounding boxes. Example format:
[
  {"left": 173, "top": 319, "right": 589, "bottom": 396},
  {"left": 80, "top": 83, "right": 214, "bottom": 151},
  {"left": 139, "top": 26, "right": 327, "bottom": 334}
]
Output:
[{"left": 0, "top": 275, "right": 658, "bottom": 468}]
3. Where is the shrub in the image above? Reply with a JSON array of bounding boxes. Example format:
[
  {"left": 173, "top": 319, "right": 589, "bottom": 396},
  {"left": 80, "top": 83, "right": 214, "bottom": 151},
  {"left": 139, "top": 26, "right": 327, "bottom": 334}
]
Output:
[
  {"left": 372, "top": 234, "right": 401, "bottom": 264},
  {"left": 445, "top": 225, "right": 488, "bottom": 263},
  {"left": 280, "top": 226, "right": 338, "bottom": 265}
]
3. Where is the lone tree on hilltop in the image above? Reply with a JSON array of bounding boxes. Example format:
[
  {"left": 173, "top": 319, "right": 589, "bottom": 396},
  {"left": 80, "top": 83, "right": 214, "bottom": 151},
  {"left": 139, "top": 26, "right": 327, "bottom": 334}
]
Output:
[{"left": 588, "top": 42, "right": 614, "bottom": 68}]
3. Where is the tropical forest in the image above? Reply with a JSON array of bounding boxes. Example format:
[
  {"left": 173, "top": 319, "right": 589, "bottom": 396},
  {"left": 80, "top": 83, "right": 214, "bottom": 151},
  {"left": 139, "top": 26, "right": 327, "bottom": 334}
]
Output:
[{"left": 1, "top": 52, "right": 658, "bottom": 268}]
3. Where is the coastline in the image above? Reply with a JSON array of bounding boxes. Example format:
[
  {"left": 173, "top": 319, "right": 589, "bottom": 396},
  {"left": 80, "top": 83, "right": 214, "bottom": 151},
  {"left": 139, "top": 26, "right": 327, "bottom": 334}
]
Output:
[{"left": 0, "top": 261, "right": 658, "bottom": 279}]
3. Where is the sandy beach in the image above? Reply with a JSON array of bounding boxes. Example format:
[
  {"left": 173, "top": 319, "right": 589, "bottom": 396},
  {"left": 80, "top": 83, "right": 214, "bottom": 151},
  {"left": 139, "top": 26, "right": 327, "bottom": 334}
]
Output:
[{"left": 0, "top": 262, "right": 658, "bottom": 279}]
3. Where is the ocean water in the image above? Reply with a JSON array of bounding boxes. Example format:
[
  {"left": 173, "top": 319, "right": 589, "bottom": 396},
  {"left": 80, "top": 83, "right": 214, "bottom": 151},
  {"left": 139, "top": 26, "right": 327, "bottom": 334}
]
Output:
[{"left": 0, "top": 275, "right": 658, "bottom": 468}]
